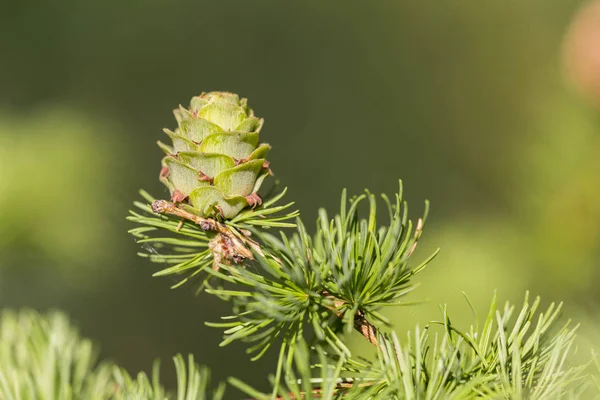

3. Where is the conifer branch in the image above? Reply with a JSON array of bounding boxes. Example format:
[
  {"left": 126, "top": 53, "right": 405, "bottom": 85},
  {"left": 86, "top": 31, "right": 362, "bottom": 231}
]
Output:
[
  {"left": 196, "top": 182, "right": 434, "bottom": 363},
  {"left": 121, "top": 91, "right": 599, "bottom": 399},
  {"left": 233, "top": 294, "right": 593, "bottom": 399},
  {"left": 127, "top": 188, "right": 297, "bottom": 290},
  {"left": 0, "top": 310, "right": 226, "bottom": 400}
]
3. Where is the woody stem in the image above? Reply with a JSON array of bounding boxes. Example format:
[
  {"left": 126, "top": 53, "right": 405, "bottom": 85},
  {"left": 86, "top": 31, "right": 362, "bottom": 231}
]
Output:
[
  {"left": 323, "top": 292, "right": 379, "bottom": 347},
  {"left": 151, "top": 200, "right": 255, "bottom": 261}
]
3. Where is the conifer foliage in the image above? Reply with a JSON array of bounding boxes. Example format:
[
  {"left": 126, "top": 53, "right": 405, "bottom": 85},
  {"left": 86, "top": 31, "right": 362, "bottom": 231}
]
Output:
[{"left": 0, "top": 92, "right": 596, "bottom": 399}]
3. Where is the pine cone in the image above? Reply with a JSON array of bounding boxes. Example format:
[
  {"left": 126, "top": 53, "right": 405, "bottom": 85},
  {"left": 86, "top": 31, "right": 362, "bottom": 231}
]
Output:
[{"left": 158, "top": 92, "right": 271, "bottom": 219}]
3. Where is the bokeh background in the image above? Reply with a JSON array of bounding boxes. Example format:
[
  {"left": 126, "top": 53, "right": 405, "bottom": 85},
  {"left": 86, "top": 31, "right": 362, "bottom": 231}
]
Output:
[{"left": 1, "top": 0, "right": 600, "bottom": 393}]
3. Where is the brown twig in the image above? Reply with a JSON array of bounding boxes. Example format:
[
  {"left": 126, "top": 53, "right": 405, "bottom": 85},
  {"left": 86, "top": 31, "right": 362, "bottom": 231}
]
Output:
[
  {"left": 324, "top": 292, "right": 379, "bottom": 347},
  {"left": 151, "top": 200, "right": 258, "bottom": 264}
]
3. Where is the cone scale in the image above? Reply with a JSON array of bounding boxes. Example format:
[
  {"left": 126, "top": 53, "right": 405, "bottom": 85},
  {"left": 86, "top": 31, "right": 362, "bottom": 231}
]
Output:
[{"left": 158, "top": 92, "right": 271, "bottom": 220}]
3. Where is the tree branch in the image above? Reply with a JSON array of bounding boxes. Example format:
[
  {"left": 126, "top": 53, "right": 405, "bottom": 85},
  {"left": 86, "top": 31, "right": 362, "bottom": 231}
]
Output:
[{"left": 151, "top": 200, "right": 265, "bottom": 264}]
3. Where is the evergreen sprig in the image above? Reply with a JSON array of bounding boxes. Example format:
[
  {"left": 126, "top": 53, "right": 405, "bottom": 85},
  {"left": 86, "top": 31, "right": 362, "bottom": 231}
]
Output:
[
  {"left": 230, "top": 294, "right": 592, "bottom": 399},
  {"left": 127, "top": 187, "right": 298, "bottom": 290},
  {"left": 128, "top": 190, "right": 213, "bottom": 289},
  {"left": 112, "top": 355, "right": 225, "bottom": 400},
  {"left": 0, "top": 310, "right": 224, "bottom": 400},
  {"left": 341, "top": 293, "right": 589, "bottom": 399},
  {"left": 204, "top": 220, "right": 347, "bottom": 362},
  {"left": 311, "top": 183, "right": 436, "bottom": 339},
  {"left": 229, "top": 339, "right": 358, "bottom": 400},
  {"left": 203, "top": 182, "right": 435, "bottom": 364},
  {"left": 0, "top": 297, "right": 595, "bottom": 398},
  {"left": 123, "top": 89, "right": 597, "bottom": 399},
  {"left": 0, "top": 309, "right": 114, "bottom": 400}
]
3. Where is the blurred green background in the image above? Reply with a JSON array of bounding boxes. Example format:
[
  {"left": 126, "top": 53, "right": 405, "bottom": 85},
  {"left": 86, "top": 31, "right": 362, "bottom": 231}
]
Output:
[{"left": 1, "top": 0, "right": 599, "bottom": 392}]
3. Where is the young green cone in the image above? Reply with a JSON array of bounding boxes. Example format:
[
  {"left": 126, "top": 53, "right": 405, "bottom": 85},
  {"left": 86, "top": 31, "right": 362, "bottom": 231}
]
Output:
[{"left": 158, "top": 92, "right": 271, "bottom": 219}]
